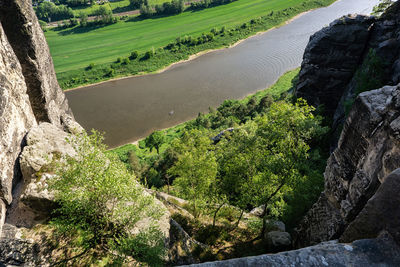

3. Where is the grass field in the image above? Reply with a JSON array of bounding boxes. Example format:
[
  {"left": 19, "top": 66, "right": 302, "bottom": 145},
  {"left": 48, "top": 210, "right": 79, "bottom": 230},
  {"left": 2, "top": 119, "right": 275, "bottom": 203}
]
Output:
[{"left": 46, "top": 0, "right": 329, "bottom": 74}]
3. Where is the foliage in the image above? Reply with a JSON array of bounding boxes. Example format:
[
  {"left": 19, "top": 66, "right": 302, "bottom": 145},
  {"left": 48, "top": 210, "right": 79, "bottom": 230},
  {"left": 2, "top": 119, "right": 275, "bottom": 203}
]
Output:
[
  {"left": 141, "top": 0, "right": 184, "bottom": 17},
  {"left": 214, "top": 100, "right": 328, "bottom": 231},
  {"left": 50, "top": 131, "right": 166, "bottom": 265},
  {"left": 35, "top": 2, "right": 74, "bottom": 22},
  {"left": 190, "top": 0, "right": 237, "bottom": 10},
  {"left": 130, "top": 0, "right": 148, "bottom": 9},
  {"left": 168, "top": 129, "right": 218, "bottom": 217},
  {"left": 372, "top": 0, "right": 394, "bottom": 16},
  {"left": 145, "top": 130, "right": 165, "bottom": 154},
  {"left": 345, "top": 49, "right": 385, "bottom": 115}
]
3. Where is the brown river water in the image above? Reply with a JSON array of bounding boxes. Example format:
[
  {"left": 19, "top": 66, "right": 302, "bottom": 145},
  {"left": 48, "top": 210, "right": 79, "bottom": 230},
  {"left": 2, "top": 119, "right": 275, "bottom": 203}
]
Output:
[{"left": 66, "top": 0, "right": 379, "bottom": 148}]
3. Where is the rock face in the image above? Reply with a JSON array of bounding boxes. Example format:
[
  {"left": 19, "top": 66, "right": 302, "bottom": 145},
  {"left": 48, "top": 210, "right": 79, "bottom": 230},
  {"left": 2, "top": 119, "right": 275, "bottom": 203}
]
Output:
[
  {"left": 0, "top": 22, "right": 37, "bottom": 235},
  {"left": 340, "top": 168, "right": 400, "bottom": 243},
  {"left": 294, "top": 1, "right": 400, "bottom": 248},
  {"left": 295, "top": 14, "right": 375, "bottom": 117},
  {"left": 295, "top": 85, "right": 400, "bottom": 246},
  {"left": 6, "top": 123, "right": 77, "bottom": 229},
  {"left": 0, "top": 0, "right": 77, "bottom": 239},
  {"left": 186, "top": 233, "right": 400, "bottom": 267},
  {"left": 0, "top": 0, "right": 73, "bottom": 125}
]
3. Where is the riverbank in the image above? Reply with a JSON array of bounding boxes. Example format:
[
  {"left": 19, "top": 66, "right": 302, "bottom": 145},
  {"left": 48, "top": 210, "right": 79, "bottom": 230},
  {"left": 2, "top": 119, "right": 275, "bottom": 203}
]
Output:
[
  {"left": 52, "top": 0, "right": 335, "bottom": 90},
  {"left": 110, "top": 68, "right": 300, "bottom": 155}
]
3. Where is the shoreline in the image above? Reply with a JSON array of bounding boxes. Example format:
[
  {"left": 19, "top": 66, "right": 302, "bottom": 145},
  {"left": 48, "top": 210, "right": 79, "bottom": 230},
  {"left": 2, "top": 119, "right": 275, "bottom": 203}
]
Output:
[
  {"left": 108, "top": 67, "right": 300, "bottom": 150},
  {"left": 64, "top": 8, "right": 316, "bottom": 92}
]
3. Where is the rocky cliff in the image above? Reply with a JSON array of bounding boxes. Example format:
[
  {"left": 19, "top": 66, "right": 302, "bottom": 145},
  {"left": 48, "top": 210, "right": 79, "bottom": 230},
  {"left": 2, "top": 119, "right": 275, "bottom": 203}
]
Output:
[
  {"left": 0, "top": 0, "right": 77, "bottom": 239},
  {"left": 294, "top": 1, "right": 400, "bottom": 247}
]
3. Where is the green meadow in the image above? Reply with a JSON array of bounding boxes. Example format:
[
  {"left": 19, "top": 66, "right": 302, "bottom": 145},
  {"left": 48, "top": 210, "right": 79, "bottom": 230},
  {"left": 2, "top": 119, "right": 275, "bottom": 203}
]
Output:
[{"left": 47, "top": 0, "right": 332, "bottom": 73}]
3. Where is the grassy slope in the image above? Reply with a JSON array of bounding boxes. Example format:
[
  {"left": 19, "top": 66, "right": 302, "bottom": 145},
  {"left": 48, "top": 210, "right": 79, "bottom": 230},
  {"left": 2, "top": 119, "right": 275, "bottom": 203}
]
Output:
[
  {"left": 47, "top": 0, "right": 319, "bottom": 73},
  {"left": 111, "top": 68, "right": 300, "bottom": 158}
]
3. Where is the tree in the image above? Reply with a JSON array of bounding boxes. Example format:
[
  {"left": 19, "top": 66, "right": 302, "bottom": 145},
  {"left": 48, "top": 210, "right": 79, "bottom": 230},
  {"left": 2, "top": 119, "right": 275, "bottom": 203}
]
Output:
[
  {"left": 168, "top": 129, "right": 217, "bottom": 218},
  {"left": 94, "top": 5, "right": 113, "bottom": 24},
  {"left": 217, "top": 99, "right": 328, "bottom": 234},
  {"left": 50, "top": 131, "right": 166, "bottom": 265},
  {"left": 145, "top": 130, "right": 165, "bottom": 154},
  {"left": 79, "top": 12, "right": 88, "bottom": 27},
  {"left": 130, "top": 0, "right": 148, "bottom": 9}
]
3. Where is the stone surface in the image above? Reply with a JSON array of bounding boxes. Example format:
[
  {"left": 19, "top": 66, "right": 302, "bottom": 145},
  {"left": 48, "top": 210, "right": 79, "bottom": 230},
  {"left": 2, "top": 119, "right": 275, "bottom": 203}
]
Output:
[
  {"left": 169, "top": 219, "right": 206, "bottom": 265},
  {"left": 0, "top": 0, "right": 73, "bottom": 125},
  {"left": 333, "top": 1, "right": 400, "bottom": 139},
  {"left": 340, "top": 168, "right": 400, "bottom": 243},
  {"left": 295, "top": 84, "right": 400, "bottom": 247},
  {"left": 0, "top": 22, "right": 37, "bottom": 238},
  {"left": 0, "top": 238, "right": 47, "bottom": 266},
  {"left": 265, "top": 231, "right": 291, "bottom": 252},
  {"left": 5, "top": 123, "right": 75, "bottom": 229},
  {"left": 186, "top": 233, "right": 400, "bottom": 267},
  {"left": 295, "top": 14, "right": 375, "bottom": 117}
]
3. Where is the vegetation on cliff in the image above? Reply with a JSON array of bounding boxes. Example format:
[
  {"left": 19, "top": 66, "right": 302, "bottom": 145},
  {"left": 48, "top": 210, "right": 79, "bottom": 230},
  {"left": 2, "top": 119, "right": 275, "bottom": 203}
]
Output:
[{"left": 49, "top": 131, "right": 166, "bottom": 266}]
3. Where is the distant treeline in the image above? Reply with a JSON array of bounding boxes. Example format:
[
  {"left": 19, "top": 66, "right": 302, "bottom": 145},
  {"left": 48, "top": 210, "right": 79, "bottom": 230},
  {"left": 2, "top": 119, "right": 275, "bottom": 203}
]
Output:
[
  {"left": 190, "top": 0, "right": 237, "bottom": 10},
  {"left": 139, "top": 0, "right": 237, "bottom": 18}
]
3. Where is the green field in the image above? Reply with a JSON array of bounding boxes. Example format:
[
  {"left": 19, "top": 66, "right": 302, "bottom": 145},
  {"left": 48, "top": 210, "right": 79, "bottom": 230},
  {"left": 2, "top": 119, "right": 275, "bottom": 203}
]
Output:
[{"left": 46, "top": 0, "right": 328, "bottom": 74}]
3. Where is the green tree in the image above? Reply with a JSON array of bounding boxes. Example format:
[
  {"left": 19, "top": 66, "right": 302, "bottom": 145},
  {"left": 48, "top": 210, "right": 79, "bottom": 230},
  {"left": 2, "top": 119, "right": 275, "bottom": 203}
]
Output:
[
  {"left": 168, "top": 129, "right": 217, "bottom": 218},
  {"left": 145, "top": 130, "right": 165, "bottom": 154},
  {"left": 217, "top": 99, "right": 328, "bottom": 234},
  {"left": 79, "top": 12, "right": 88, "bottom": 27},
  {"left": 50, "top": 131, "right": 166, "bottom": 265}
]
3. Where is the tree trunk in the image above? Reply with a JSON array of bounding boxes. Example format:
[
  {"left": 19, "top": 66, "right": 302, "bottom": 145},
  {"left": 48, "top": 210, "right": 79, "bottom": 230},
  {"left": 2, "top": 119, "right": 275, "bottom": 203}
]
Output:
[
  {"left": 213, "top": 203, "right": 225, "bottom": 227},
  {"left": 234, "top": 209, "right": 244, "bottom": 229}
]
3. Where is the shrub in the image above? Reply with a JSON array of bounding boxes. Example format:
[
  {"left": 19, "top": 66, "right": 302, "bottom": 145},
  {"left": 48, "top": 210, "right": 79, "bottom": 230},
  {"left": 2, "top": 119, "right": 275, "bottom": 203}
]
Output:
[
  {"left": 143, "top": 50, "right": 154, "bottom": 60},
  {"left": 123, "top": 58, "right": 130, "bottom": 65},
  {"left": 50, "top": 131, "right": 166, "bottom": 265},
  {"left": 130, "top": 50, "right": 139, "bottom": 60},
  {"left": 86, "top": 63, "right": 95, "bottom": 70}
]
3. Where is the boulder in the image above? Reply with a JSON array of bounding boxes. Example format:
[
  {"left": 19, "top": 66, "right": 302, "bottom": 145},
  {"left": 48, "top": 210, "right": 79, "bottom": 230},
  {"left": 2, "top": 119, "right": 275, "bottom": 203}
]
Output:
[
  {"left": 265, "top": 231, "right": 291, "bottom": 252},
  {"left": 295, "top": 14, "right": 375, "bottom": 117}
]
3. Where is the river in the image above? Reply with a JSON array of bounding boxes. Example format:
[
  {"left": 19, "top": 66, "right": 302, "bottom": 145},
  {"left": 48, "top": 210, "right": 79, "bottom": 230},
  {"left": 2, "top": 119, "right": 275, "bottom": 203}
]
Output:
[{"left": 66, "top": 0, "right": 380, "bottom": 148}]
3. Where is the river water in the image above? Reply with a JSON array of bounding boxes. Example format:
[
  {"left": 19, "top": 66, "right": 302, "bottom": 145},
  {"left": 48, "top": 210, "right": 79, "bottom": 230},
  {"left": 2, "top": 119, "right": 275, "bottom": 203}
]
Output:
[{"left": 66, "top": 0, "right": 379, "bottom": 148}]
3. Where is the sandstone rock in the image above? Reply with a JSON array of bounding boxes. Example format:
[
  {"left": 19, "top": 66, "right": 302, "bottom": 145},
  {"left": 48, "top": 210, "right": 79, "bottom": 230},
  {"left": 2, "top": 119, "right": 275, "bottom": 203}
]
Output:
[
  {"left": 6, "top": 123, "right": 75, "bottom": 228},
  {"left": 0, "top": 238, "right": 47, "bottom": 266},
  {"left": 295, "top": 14, "right": 375, "bottom": 117},
  {"left": 340, "top": 168, "right": 400, "bottom": 243},
  {"left": 169, "top": 219, "right": 206, "bottom": 265},
  {"left": 0, "top": 0, "right": 73, "bottom": 125},
  {"left": 333, "top": 2, "right": 400, "bottom": 140},
  {"left": 186, "top": 232, "right": 400, "bottom": 267},
  {"left": 265, "top": 231, "right": 291, "bottom": 252},
  {"left": 295, "top": 84, "right": 400, "bottom": 247},
  {"left": 0, "top": 22, "right": 37, "bottom": 237},
  {"left": 0, "top": 23, "right": 37, "bottom": 207}
]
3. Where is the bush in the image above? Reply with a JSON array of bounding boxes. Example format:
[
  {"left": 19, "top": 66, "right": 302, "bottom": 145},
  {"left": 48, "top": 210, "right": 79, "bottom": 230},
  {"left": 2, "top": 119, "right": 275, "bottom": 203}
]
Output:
[
  {"left": 50, "top": 131, "right": 166, "bottom": 265},
  {"left": 86, "top": 63, "right": 95, "bottom": 70},
  {"left": 143, "top": 50, "right": 154, "bottom": 60},
  {"left": 130, "top": 50, "right": 139, "bottom": 60},
  {"left": 123, "top": 58, "right": 130, "bottom": 65}
]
